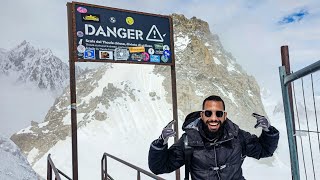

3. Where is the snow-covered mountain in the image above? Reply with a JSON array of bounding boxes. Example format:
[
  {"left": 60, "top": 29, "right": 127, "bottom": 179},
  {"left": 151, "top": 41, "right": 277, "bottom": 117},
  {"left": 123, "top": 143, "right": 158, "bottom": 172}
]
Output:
[
  {"left": 0, "top": 40, "right": 82, "bottom": 95},
  {"left": 0, "top": 41, "right": 86, "bottom": 136},
  {"left": 0, "top": 40, "right": 88, "bottom": 136},
  {"left": 0, "top": 135, "right": 40, "bottom": 180},
  {"left": 11, "top": 14, "right": 290, "bottom": 179}
]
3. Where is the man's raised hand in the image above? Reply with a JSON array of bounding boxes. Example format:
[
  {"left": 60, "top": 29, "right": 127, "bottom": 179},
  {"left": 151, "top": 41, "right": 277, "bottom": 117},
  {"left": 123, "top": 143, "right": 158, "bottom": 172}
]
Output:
[
  {"left": 252, "top": 113, "right": 271, "bottom": 132},
  {"left": 160, "top": 120, "right": 176, "bottom": 145}
]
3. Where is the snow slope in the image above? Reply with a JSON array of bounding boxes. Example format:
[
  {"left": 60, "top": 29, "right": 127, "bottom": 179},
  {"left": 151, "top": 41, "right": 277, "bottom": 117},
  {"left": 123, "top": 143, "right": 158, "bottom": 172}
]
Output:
[
  {"left": 30, "top": 64, "right": 293, "bottom": 180},
  {"left": 0, "top": 135, "right": 40, "bottom": 180}
]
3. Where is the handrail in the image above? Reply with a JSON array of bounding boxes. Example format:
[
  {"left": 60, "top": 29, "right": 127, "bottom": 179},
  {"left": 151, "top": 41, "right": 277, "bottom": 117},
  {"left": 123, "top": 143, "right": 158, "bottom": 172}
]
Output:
[
  {"left": 57, "top": 169, "right": 72, "bottom": 180},
  {"left": 284, "top": 60, "right": 320, "bottom": 85},
  {"left": 101, "top": 152, "right": 165, "bottom": 180},
  {"left": 47, "top": 154, "right": 72, "bottom": 180}
]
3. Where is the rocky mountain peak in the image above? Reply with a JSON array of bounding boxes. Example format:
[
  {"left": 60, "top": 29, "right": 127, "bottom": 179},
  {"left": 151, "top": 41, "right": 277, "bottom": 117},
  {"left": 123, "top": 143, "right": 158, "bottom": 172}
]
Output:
[
  {"left": 15, "top": 40, "right": 35, "bottom": 51},
  {"left": 155, "top": 14, "right": 265, "bottom": 132},
  {"left": 8, "top": 41, "right": 37, "bottom": 68},
  {"left": 0, "top": 41, "right": 82, "bottom": 95},
  {"left": 172, "top": 14, "right": 210, "bottom": 36}
]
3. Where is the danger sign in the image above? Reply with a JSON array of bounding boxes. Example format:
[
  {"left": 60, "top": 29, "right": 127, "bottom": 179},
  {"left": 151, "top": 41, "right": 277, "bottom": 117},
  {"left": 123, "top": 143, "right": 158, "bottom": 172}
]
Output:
[{"left": 71, "top": 2, "right": 174, "bottom": 65}]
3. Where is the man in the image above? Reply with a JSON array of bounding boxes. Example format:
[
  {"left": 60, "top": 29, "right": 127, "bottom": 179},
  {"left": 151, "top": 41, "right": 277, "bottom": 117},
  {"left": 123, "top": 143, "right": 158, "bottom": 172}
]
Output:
[{"left": 148, "top": 95, "right": 279, "bottom": 180}]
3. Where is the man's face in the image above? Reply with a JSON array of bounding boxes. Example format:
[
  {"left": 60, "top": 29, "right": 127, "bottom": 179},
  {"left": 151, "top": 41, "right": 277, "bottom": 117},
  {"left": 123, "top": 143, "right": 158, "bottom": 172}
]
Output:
[{"left": 200, "top": 100, "right": 227, "bottom": 132}]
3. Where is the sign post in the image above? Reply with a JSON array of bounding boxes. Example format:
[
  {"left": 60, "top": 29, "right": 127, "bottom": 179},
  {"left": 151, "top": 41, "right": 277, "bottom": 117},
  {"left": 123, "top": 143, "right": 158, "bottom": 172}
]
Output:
[
  {"left": 67, "top": 2, "right": 179, "bottom": 179},
  {"left": 67, "top": 3, "right": 78, "bottom": 180}
]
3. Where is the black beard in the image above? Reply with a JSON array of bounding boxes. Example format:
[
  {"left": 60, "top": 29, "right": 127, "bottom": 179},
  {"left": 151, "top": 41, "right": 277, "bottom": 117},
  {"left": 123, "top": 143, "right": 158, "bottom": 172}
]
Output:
[{"left": 202, "top": 120, "right": 224, "bottom": 141}]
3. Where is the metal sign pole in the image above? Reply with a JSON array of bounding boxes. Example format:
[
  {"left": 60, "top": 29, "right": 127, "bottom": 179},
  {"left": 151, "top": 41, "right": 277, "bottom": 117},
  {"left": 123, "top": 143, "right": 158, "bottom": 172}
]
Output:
[
  {"left": 171, "top": 64, "right": 180, "bottom": 180},
  {"left": 67, "top": 3, "right": 78, "bottom": 180},
  {"left": 169, "top": 16, "right": 180, "bottom": 180}
]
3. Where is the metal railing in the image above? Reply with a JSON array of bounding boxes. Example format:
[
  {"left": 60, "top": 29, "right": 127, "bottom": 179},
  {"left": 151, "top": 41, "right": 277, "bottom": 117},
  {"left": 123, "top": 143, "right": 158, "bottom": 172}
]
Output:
[
  {"left": 280, "top": 51, "right": 320, "bottom": 180},
  {"left": 47, "top": 154, "right": 72, "bottom": 180},
  {"left": 101, "top": 152, "right": 165, "bottom": 180}
]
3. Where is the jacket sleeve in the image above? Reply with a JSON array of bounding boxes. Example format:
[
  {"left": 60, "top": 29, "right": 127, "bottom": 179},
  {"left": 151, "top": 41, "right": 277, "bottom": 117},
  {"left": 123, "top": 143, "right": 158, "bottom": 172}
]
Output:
[
  {"left": 240, "top": 126, "right": 279, "bottom": 159},
  {"left": 148, "top": 134, "right": 186, "bottom": 175}
]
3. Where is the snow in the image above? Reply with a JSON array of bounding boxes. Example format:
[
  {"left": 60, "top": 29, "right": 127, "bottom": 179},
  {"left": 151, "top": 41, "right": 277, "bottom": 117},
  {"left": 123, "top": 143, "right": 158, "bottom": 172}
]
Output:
[
  {"left": 195, "top": 89, "right": 204, "bottom": 96},
  {"left": 0, "top": 135, "right": 39, "bottom": 180},
  {"left": 212, "top": 83, "right": 238, "bottom": 106},
  {"left": 175, "top": 34, "right": 190, "bottom": 51},
  {"left": 212, "top": 83, "right": 228, "bottom": 97},
  {"left": 96, "top": 103, "right": 108, "bottom": 112},
  {"left": 55, "top": 97, "right": 69, "bottom": 111},
  {"left": 213, "top": 57, "right": 222, "bottom": 65},
  {"left": 247, "top": 90, "right": 254, "bottom": 97},
  {"left": 38, "top": 121, "right": 49, "bottom": 128},
  {"left": 62, "top": 111, "right": 71, "bottom": 125},
  {"left": 27, "top": 147, "right": 39, "bottom": 164},
  {"left": 227, "top": 92, "right": 238, "bottom": 107},
  {"left": 227, "top": 62, "right": 241, "bottom": 73},
  {"left": 16, "top": 126, "right": 34, "bottom": 135},
  {"left": 42, "top": 130, "right": 49, "bottom": 133}
]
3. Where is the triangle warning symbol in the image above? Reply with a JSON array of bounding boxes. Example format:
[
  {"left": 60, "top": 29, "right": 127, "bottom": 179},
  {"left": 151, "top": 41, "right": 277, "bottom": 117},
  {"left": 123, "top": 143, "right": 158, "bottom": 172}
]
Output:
[{"left": 146, "top": 25, "right": 164, "bottom": 42}]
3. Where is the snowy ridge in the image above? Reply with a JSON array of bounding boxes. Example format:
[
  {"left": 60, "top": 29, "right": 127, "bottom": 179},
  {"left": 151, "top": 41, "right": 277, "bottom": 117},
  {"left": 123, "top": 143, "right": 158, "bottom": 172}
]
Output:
[
  {"left": 0, "top": 135, "right": 40, "bottom": 180},
  {"left": 0, "top": 40, "right": 80, "bottom": 95}
]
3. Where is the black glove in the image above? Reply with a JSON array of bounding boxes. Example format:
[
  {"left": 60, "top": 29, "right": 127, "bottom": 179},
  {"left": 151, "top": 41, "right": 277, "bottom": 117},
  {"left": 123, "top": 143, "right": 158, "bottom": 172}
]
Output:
[
  {"left": 252, "top": 113, "right": 271, "bottom": 132},
  {"left": 159, "top": 120, "right": 176, "bottom": 145}
]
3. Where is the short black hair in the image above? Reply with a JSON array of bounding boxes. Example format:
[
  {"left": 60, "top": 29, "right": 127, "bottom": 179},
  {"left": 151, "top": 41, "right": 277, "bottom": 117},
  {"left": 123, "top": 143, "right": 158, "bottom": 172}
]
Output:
[{"left": 202, "top": 95, "right": 225, "bottom": 110}]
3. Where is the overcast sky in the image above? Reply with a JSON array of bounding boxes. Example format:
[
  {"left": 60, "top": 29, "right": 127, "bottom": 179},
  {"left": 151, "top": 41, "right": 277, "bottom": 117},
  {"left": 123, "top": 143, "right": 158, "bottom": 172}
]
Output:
[{"left": 1, "top": 0, "right": 320, "bottom": 104}]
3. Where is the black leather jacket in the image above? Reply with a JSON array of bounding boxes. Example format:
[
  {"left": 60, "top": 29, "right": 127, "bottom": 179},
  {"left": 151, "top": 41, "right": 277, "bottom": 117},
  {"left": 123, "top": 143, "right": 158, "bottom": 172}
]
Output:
[{"left": 148, "top": 112, "right": 279, "bottom": 180}]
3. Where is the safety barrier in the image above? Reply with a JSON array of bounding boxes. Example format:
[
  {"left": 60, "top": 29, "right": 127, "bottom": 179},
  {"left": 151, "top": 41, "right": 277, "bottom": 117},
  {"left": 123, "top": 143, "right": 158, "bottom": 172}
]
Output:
[
  {"left": 47, "top": 154, "right": 72, "bottom": 180},
  {"left": 101, "top": 152, "right": 165, "bottom": 180},
  {"left": 279, "top": 46, "right": 320, "bottom": 180}
]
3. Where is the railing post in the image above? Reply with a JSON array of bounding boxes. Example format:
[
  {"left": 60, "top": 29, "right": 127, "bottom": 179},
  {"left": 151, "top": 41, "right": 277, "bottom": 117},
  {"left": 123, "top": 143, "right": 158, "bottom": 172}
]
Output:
[
  {"left": 137, "top": 171, "right": 141, "bottom": 180},
  {"left": 279, "top": 66, "right": 300, "bottom": 180},
  {"left": 47, "top": 154, "right": 52, "bottom": 180},
  {"left": 105, "top": 155, "right": 108, "bottom": 180},
  {"left": 101, "top": 155, "right": 104, "bottom": 180},
  {"left": 101, "top": 154, "right": 108, "bottom": 180}
]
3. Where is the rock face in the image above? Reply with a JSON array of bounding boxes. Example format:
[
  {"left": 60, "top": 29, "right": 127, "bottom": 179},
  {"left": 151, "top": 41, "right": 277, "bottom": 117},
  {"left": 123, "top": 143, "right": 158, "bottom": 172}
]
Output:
[
  {"left": 155, "top": 14, "right": 265, "bottom": 129},
  {"left": 11, "top": 14, "right": 267, "bottom": 171},
  {"left": 0, "top": 41, "right": 82, "bottom": 95}
]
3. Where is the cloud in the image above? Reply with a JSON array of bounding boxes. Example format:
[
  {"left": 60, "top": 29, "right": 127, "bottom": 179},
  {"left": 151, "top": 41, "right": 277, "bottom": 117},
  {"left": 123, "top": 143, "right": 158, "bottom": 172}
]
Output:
[
  {"left": 278, "top": 9, "right": 309, "bottom": 25},
  {"left": 0, "top": 0, "right": 320, "bottom": 100},
  {"left": 0, "top": 76, "right": 55, "bottom": 136}
]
